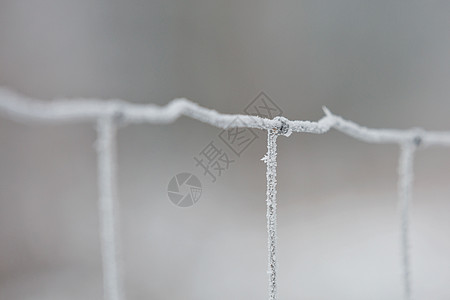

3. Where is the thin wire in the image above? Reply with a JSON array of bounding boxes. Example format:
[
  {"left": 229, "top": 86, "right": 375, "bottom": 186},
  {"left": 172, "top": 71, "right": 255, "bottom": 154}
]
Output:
[
  {"left": 398, "top": 142, "right": 416, "bottom": 300},
  {"left": 1, "top": 88, "right": 450, "bottom": 147},
  {"left": 262, "top": 118, "right": 290, "bottom": 300},
  {"left": 262, "top": 128, "right": 280, "bottom": 300},
  {"left": 97, "top": 117, "right": 124, "bottom": 300}
]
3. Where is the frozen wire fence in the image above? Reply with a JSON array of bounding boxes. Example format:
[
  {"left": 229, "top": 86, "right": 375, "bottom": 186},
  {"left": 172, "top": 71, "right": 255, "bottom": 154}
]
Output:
[{"left": 1, "top": 87, "right": 450, "bottom": 300}]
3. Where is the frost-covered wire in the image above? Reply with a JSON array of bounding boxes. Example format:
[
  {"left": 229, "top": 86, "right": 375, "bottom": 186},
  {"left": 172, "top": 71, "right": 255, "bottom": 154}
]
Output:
[
  {"left": 262, "top": 129, "right": 280, "bottom": 300},
  {"left": 398, "top": 142, "right": 416, "bottom": 300},
  {"left": 1, "top": 88, "right": 450, "bottom": 147},
  {"left": 261, "top": 118, "right": 292, "bottom": 300},
  {"left": 97, "top": 117, "right": 124, "bottom": 300}
]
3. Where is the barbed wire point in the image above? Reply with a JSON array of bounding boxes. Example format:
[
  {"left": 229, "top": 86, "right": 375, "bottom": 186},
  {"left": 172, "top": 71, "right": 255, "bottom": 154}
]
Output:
[{"left": 322, "top": 106, "right": 332, "bottom": 117}]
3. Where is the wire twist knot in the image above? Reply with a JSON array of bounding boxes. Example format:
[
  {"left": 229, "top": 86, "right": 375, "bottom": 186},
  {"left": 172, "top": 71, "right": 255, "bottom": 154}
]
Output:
[{"left": 273, "top": 116, "right": 292, "bottom": 137}]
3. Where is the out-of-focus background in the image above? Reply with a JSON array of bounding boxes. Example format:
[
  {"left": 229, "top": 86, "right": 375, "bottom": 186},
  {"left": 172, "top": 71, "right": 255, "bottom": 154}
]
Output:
[{"left": 1, "top": 1, "right": 450, "bottom": 299}]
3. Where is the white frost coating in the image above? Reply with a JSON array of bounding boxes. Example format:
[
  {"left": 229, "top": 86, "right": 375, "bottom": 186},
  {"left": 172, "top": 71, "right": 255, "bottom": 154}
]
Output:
[
  {"left": 323, "top": 107, "right": 450, "bottom": 147},
  {"left": 97, "top": 117, "right": 124, "bottom": 300},
  {"left": 1, "top": 88, "right": 450, "bottom": 147},
  {"left": 0, "top": 88, "right": 275, "bottom": 129},
  {"left": 262, "top": 128, "right": 282, "bottom": 300},
  {"left": 261, "top": 121, "right": 291, "bottom": 300},
  {"left": 398, "top": 143, "right": 416, "bottom": 300}
]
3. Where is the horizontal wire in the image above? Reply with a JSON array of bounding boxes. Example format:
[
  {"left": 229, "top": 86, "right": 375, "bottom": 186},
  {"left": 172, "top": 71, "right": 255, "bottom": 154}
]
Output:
[{"left": 1, "top": 88, "right": 450, "bottom": 147}]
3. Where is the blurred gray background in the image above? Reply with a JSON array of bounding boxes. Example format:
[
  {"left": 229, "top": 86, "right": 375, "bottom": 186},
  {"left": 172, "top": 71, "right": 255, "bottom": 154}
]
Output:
[{"left": 0, "top": 0, "right": 450, "bottom": 299}]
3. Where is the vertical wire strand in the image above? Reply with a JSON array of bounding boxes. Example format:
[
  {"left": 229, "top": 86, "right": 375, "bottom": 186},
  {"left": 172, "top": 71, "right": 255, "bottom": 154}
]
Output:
[
  {"left": 398, "top": 142, "right": 416, "bottom": 300},
  {"left": 263, "top": 128, "right": 280, "bottom": 300},
  {"left": 97, "top": 117, "right": 124, "bottom": 300}
]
